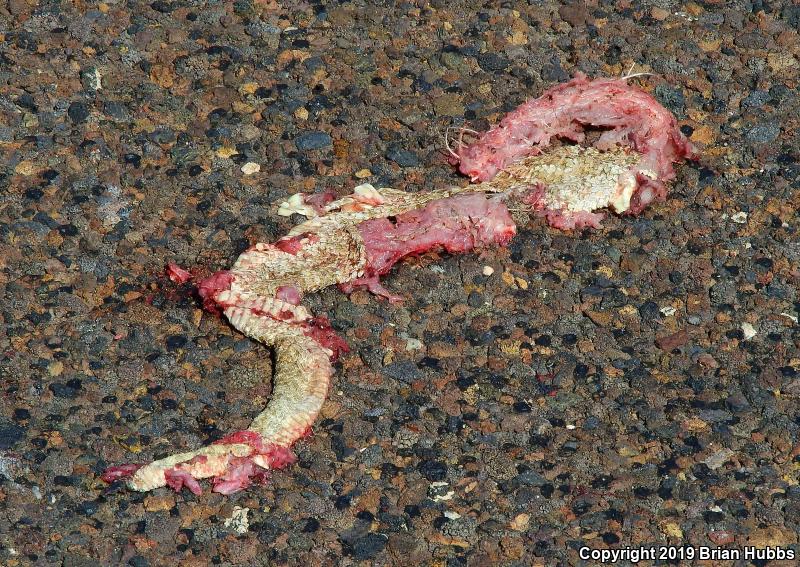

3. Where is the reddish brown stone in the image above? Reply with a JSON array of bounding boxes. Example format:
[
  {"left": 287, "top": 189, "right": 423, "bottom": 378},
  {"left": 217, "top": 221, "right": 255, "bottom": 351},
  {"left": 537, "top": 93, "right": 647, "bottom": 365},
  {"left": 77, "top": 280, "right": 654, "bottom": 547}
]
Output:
[{"left": 656, "top": 329, "right": 689, "bottom": 351}]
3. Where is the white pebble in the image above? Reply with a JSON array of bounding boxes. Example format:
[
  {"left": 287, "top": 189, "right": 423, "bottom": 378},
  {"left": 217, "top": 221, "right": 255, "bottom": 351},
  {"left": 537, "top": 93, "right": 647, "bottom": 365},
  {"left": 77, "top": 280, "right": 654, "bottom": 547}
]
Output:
[
  {"left": 241, "top": 162, "right": 261, "bottom": 175},
  {"left": 730, "top": 211, "right": 748, "bottom": 224},
  {"left": 660, "top": 306, "right": 677, "bottom": 317},
  {"left": 482, "top": 266, "right": 494, "bottom": 276},
  {"left": 741, "top": 322, "right": 757, "bottom": 340},
  {"left": 224, "top": 506, "right": 250, "bottom": 535}
]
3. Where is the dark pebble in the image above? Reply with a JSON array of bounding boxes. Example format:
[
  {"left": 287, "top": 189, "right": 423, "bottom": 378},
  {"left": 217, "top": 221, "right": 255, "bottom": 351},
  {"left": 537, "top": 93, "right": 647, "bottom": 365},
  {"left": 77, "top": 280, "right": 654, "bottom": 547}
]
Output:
[
  {"left": 149, "top": 127, "right": 176, "bottom": 145},
  {"left": 150, "top": 1, "right": 175, "bottom": 13},
  {"left": 517, "top": 470, "right": 547, "bottom": 486},
  {"left": 67, "top": 101, "right": 90, "bottom": 124},
  {"left": 58, "top": 224, "right": 79, "bottom": 237},
  {"left": 742, "top": 90, "right": 770, "bottom": 108},
  {"left": 16, "top": 93, "right": 37, "bottom": 112},
  {"left": 295, "top": 131, "right": 332, "bottom": 151},
  {"left": 334, "top": 494, "right": 352, "bottom": 509},
  {"left": 165, "top": 335, "right": 187, "bottom": 350},
  {"left": 541, "top": 58, "right": 569, "bottom": 82},
  {"left": 13, "top": 408, "right": 30, "bottom": 421},
  {"left": 638, "top": 300, "right": 660, "bottom": 321},
  {"left": 654, "top": 84, "right": 685, "bottom": 115},
  {"left": 418, "top": 460, "right": 447, "bottom": 481},
  {"left": 382, "top": 360, "right": 421, "bottom": 383},
  {"left": 583, "top": 416, "right": 600, "bottom": 429},
  {"left": 467, "top": 291, "right": 483, "bottom": 307},
  {"left": 25, "top": 188, "right": 44, "bottom": 200},
  {"left": 78, "top": 500, "right": 99, "bottom": 516},
  {"left": 0, "top": 419, "right": 25, "bottom": 450},
  {"left": 330, "top": 435, "right": 355, "bottom": 460},
  {"left": 572, "top": 500, "right": 592, "bottom": 516},
  {"left": 513, "top": 401, "right": 532, "bottom": 413},
  {"left": 104, "top": 101, "right": 130, "bottom": 120},
  {"left": 602, "top": 532, "right": 620, "bottom": 544},
  {"left": 49, "top": 382, "right": 79, "bottom": 399},
  {"left": 386, "top": 145, "right": 420, "bottom": 167},
  {"left": 477, "top": 52, "right": 509, "bottom": 72},
  {"left": 123, "top": 153, "right": 142, "bottom": 167},
  {"left": 349, "top": 533, "right": 387, "bottom": 561},
  {"left": 746, "top": 122, "right": 780, "bottom": 144}
]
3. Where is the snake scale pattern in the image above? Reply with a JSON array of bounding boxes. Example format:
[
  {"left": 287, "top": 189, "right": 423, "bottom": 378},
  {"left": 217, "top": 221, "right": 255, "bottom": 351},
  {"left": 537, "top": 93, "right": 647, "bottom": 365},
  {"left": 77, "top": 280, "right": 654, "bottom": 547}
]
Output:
[{"left": 102, "top": 74, "right": 695, "bottom": 495}]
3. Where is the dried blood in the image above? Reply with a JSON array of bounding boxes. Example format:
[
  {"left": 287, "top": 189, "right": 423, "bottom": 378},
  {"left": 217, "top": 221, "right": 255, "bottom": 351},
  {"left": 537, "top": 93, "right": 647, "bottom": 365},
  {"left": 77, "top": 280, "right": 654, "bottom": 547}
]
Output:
[{"left": 302, "top": 316, "right": 349, "bottom": 360}]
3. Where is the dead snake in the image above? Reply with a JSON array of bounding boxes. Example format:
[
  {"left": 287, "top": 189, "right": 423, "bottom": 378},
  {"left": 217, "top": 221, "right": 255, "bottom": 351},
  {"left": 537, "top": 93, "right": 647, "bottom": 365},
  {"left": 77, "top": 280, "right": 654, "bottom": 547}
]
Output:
[{"left": 102, "top": 75, "right": 694, "bottom": 495}]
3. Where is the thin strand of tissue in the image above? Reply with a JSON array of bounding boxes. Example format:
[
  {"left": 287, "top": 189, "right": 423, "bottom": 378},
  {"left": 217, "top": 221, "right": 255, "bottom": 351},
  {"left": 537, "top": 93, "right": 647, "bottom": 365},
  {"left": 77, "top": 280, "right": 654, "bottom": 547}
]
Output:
[{"left": 456, "top": 73, "right": 696, "bottom": 188}]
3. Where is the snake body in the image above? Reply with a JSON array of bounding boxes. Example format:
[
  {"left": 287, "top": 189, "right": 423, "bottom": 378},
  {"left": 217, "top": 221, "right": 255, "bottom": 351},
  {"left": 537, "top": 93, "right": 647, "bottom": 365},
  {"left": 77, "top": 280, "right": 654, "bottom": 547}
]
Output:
[{"left": 102, "top": 76, "right": 694, "bottom": 495}]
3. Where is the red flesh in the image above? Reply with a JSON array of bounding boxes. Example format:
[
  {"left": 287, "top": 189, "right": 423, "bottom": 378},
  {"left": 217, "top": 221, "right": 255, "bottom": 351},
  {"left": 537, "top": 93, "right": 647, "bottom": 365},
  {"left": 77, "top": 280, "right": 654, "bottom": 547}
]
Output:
[
  {"left": 275, "top": 233, "right": 319, "bottom": 255},
  {"left": 350, "top": 193, "right": 515, "bottom": 291},
  {"left": 339, "top": 275, "right": 404, "bottom": 303},
  {"left": 213, "top": 429, "right": 298, "bottom": 468},
  {"left": 212, "top": 456, "right": 258, "bottom": 495},
  {"left": 455, "top": 73, "right": 696, "bottom": 211},
  {"left": 275, "top": 285, "right": 302, "bottom": 305},
  {"left": 164, "top": 467, "right": 203, "bottom": 495},
  {"left": 543, "top": 210, "right": 605, "bottom": 230},
  {"left": 113, "top": 75, "right": 696, "bottom": 495},
  {"left": 184, "top": 454, "right": 209, "bottom": 466},
  {"left": 305, "top": 190, "right": 337, "bottom": 214},
  {"left": 207, "top": 430, "right": 298, "bottom": 494},
  {"left": 213, "top": 429, "right": 264, "bottom": 449},
  {"left": 197, "top": 270, "right": 234, "bottom": 313},
  {"left": 166, "top": 262, "right": 193, "bottom": 284},
  {"left": 260, "top": 444, "right": 297, "bottom": 468},
  {"left": 101, "top": 463, "right": 143, "bottom": 483}
]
